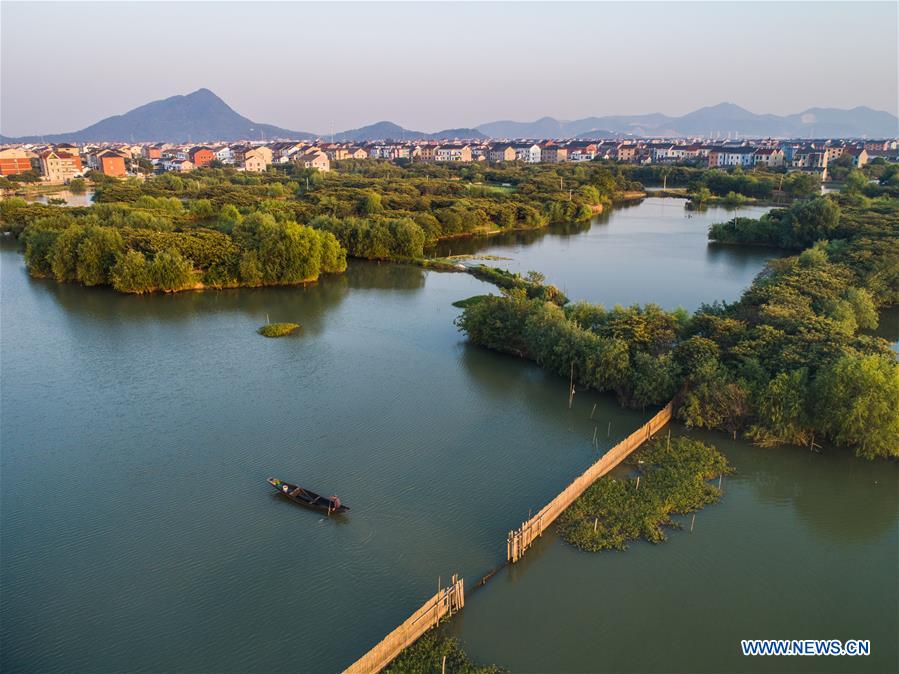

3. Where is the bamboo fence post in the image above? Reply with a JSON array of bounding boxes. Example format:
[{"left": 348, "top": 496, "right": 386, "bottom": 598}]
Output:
[{"left": 568, "top": 362, "right": 575, "bottom": 409}]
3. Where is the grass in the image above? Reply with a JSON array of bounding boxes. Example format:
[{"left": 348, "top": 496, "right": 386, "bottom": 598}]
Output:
[
  {"left": 384, "top": 631, "right": 503, "bottom": 674},
  {"left": 257, "top": 322, "right": 301, "bottom": 338},
  {"left": 558, "top": 436, "right": 733, "bottom": 552}
]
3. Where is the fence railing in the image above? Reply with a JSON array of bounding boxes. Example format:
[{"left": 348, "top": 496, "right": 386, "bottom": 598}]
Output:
[
  {"left": 342, "top": 575, "right": 465, "bottom": 674},
  {"left": 507, "top": 401, "right": 673, "bottom": 563}
]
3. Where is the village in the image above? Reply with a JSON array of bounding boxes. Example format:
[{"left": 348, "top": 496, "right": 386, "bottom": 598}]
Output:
[{"left": 0, "top": 135, "right": 893, "bottom": 184}]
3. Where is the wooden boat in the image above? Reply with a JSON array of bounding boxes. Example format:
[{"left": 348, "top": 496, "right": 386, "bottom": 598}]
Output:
[{"left": 267, "top": 477, "right": 349, "bottom": 514}]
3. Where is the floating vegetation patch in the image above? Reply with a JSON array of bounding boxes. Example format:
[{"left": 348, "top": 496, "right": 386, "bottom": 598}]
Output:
[
  {"left": 384, "top": 631, "right": 503, "bottom": 674},
  {"left": 558, "top": 436, "right": 733, "bottom": 552},
  {"left": 452, "top": 295, "right": 491, "bottom": 309},
  {"left": 258, "top": 322, "right": 301, "bottom": 338}
]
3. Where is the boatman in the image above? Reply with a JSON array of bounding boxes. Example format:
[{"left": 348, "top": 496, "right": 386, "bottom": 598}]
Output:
[{"left": 331, "top": 496, "right": 341, "bottom": 510}]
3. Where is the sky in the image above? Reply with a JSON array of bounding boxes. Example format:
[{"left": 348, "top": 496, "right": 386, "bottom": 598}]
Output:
[{"left": 1, "top": 1, "right": 897, "bottom": 137}]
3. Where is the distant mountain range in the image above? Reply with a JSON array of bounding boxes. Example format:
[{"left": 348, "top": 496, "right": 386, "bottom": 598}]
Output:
[
  {"left": 1, "top": 91, "right": 895, "bottom": 144},
  {"left": 333, "top": 121, "right": 485, "bottom": 143}
]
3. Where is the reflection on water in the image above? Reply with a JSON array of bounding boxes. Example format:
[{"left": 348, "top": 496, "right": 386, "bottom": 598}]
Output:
[
  {"left": 19, "top": 189, "right": 95, "bottom": 207},
  {"left": 872, "top": 305, "right": 899, "bottom": 352}
]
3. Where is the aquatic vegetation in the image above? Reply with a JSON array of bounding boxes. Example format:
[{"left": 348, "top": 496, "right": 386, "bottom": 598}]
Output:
[
  {"left": 558, "top": 436, "right": 733, "bottom": 552},
  {"left": 258, "top": 322, "right": 301, "bottom": 338},
  {"left": 384, "top": 631, "right": 503, "bottom": 674}
]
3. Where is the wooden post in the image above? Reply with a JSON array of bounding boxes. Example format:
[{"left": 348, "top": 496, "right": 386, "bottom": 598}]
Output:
[
  {"left": 592, "top": 426, "right": 598, "bottom": 447},
  {"left": 635, "top": 476, "right": 640, "bottom": 491},
  {"left": 667, "top": 428, "right": 671, "bottom": 450},
  {"left": 593, "top": 517, "right": 598, "bottom": 533},
  {"left": 590, "top": 403, "right": 597, "bottom": 419},
  {"left": 442, "top": 655, "right": 447, "bottom": 674},
  {"left": 718, "top": 475, "right": 723, "bottom": 491},
  {"left": 690, "top": 513, "right": 696, "bottom": 533},
  {"left": 607, "top": 421, "right": 611, "bottom": 438},
  {"left": 568, "top": 362, "right": 575, "bottom": 409}
]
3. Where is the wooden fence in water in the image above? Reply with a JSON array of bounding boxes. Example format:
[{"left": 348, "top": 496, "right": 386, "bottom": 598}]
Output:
[
  {"left": 507, "top": 401, "right": 674, "bottom": 563},
  {"left": 342, "top": 575, "right": 465, "bottom": 674}
]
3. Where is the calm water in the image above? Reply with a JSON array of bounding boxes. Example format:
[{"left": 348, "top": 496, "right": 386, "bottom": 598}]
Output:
[
  {"left": 0, "top": 243, "right": 649, "bottom": 673},
  {"left": 451, "top": 427, "right": 898, "bottom": 673},
  {"left": 2, "top": 195, "right": 896, "bottom": 674},
  {"left": 436, "top": 198, "right": 776, "bottom": 310},
  {"left": 19, "top": 189, "right": 95, "bottom": 207}
]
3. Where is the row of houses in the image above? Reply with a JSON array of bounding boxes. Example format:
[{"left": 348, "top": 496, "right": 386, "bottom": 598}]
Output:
[
  {"left": 2, "top": 135, "right": 894, "bottom": 182},
  {"left": 0, "top": 143, "right": 129, "bottom": 182}
]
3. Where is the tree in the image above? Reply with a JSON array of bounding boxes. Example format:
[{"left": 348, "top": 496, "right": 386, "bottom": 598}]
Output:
[
  {"left": 23, "top": 226, "right": 61, "bottom": 277},
  {"left": 76, "top": 226, "right": 124, "bottom": 286},
  {"left": 257, "top": 220, "right": 322, "bottom": 284},
  {"left": 747, "top": 369, "right": 812, "bottom": 447},
  {"left": 813, "top": 354, "right": 899, "bottom": 459},
  {"left": 48, "top": 224, "right": 88, "bottom": 282},
  {"left": 843, "top": 169, "right": 867, "bottom": 194},
  {"left": 358, "top": 191, "right": 383, "bottom": 215},
  {"left": 111, "top": 250, "right": 152, "bottom": 293},
  {"left": 151, "top": 248, "right": 196, "bottom": 291}
]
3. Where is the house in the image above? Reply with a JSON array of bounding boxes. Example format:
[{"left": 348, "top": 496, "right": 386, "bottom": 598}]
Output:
[
  {"left": 188, "top": 146, "right": 215, "bottom": 168},
  {"left": 213, "top": 146, "right": 233, "bottom": 164},
  {"left": 825, "top": 145, "right": 846, "bottom": 163},
  {"left": 649, "top": 144, "right": 676, "bottom": 163},
  {"left": 143, "top": 145, "right": 163, "bottom": 160},
  {"left": 168, "top": 159, "right": 194, "bottom": 173},
  {"left": 39, "top": 151, "right": 83, "bottom": 182},
  {"left": 616, "top": 144, "right": 638, "bottom": 162},
  {"left": 0, "top": 147, "right": 35, "bottom": 176},
  {"left": 541, "top": 145, "right": 568, "bottom": 163},
  {"left": 708, "top": 146, "right": 755, "bottom": 168},
  {"left": 488, "top": 144, "right": 515, "bottom": 163},
  {"left": 845, "top": 147, "right": 868, "bottom": 168},
  {"left": 229, "top": 145, "right": 250, "bottom": 164},
  {"left": 434, "top": 145, "right": 472, "bottom": 162},
  {"left": 670, "top": 144, "right": 702, "bottom": 162},
  {"left": 56, "top": 143, "right": 80, "bottom": 156},
  {"left": 511, "top": 144, "right": 541, "bottom": 163},
  {"left": 417, "top": 145, "right": 438, "bottom": 162},
  {"left": 242, "top": 149, "right": 268, "bottom": 172},
  {"left": 96, "top": 149, "right": 127, "bottom": 177},
  {"left": 752, "top": 148, "right": 785, "bottom": 168},
  {"left": 791, "top": 147, "right": 828, "bottom": 169},
  {"left": 295, "top": 150, "right": 330, "bottom": 172},
  {"left": 250, "top": 145, "right": 273, "bottom": 166}
]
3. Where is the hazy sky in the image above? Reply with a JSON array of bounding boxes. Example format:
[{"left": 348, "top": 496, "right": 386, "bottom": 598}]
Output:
[{"left": 2, "top": 1, "right": 896, "bottom": 136}]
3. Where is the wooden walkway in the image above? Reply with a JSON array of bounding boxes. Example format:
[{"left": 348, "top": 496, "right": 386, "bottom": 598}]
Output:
[
  {"left": 342, "top": 575, "right": 464, "bottom": 674},
  {"left": 508, "top": 402, "right": 673, "bottom": 562},
  {"left": 343, "top": 400, "right": 674, "bottom": 672}
]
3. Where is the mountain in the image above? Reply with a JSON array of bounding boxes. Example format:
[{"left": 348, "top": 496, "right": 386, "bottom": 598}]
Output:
[
  {"left": 333, "top": 121, "right": 485, "bottom": 142},
  {"left": 3, "top": 92, "right": 895, "bottom": 144},
  {"left": 0, "top": 89, "right": 317, "bottom": 143},
  {"left": 477, "top": 104, "right": 898, "bottom": 139}
]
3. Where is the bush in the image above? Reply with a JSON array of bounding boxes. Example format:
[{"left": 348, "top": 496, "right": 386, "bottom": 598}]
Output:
[{"left": 258, "top": 322, "right": 301, "bottom": 338}]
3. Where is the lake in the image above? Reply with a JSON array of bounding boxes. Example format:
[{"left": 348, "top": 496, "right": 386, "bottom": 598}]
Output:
[
  {"left": 1, "top": 197, "right": 896, "bottom": 673},
  {"left": 435, "top": 198, "right": 777, "bottom": 310},
  {"left": 19, "top": 189, "right": 96, "bottom": 207}
]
